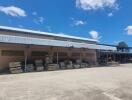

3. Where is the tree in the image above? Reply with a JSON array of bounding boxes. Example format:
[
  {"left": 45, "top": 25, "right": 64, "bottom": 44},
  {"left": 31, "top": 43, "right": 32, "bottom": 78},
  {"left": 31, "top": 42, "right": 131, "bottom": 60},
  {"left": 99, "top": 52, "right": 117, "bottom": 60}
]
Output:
[
  {"left": 117, "top": 41, "right": 129, "bottom": 52},
  {"left": 118, "top": 41, "right": 128, "bottom": 48}
]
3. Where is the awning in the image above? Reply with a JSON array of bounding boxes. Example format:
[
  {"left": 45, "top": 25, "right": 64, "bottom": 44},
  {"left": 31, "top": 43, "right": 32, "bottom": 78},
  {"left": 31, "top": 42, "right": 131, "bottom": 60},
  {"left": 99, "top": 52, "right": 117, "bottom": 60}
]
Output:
[{"left": 0, "top": 34, "right": 116, "bottom": 51}]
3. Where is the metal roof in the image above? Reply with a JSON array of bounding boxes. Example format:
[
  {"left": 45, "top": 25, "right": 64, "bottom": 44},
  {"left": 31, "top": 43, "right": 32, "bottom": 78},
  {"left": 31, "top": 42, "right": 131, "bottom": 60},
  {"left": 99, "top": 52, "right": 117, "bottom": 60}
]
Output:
[
  {"left": 0, "top": 26, "right": 97, "bottom": 42},
  {"left": 100, "top": 50, "right": 132, "bottom": 54},
  {"left": 0, "top": 34, "right": 116, "bottom": 50}
]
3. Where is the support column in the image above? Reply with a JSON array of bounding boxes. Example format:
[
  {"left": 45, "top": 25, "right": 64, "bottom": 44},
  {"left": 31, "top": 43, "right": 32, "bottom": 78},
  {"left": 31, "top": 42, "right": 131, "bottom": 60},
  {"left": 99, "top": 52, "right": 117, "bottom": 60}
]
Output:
[
  {"left": 120, "top": 54, "right": 121, "bottom": 63},
  {"left": 113, "top": 53, "right": 115, "bottom": 62},
  {"left": 106, "top": 53, "right": 108, "bottom": 63},
  {"left": 80, "top": 49, "right": 82, "bottom": 61},
  {"left": 56, "top": 49, "right": 59, "bottom": 64},
  {"left": 50, "top": 46, "right": 53, "bottom": 63},
  {"left": 24, "top": 45, "right": 30, "bottom": 72},
  {"left": 24, "top": 51, "right": 27, "bottom": 72}
]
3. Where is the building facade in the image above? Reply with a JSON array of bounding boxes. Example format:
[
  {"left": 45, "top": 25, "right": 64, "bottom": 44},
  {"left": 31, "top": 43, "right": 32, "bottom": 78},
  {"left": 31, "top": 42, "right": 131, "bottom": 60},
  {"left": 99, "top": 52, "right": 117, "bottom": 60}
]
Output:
[{"left": 0, "top": 26, "right": 116, "bottom": 70}]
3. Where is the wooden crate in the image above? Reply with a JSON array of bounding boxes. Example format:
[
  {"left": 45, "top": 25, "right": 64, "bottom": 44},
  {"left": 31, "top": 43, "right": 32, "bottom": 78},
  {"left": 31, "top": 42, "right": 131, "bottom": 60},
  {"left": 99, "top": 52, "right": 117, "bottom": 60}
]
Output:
[
  {"left": 59, "top": 62, "right": 66, "bottom": 69},
  {"left": 36, "top": 66, "right": 44, "bottom": 71},
  {"left": 47, "top": 64, "right": 59, "bottom": 71},
  {"left": 66, "top": 64, "right": 73, "bottom": 69},
  {"left": 9, "top": 62, "right": 21, "bottom": 68},
  {"left": 35, "top": 60, "right": 44, "bottom": 71},
  {"left": 35, "top": 60, "right": 43, "bottom": 66},
  {"left": 9, "top": 62, "right": 23, "bottom": 74},
  {"left": 73, "top": 64, "right": 80, "bottom": 69},
  {"left": 80, "top": 63, "right": 87, "bottom": 68},
  {"left": 9, "top": 67, "right": 22, "bottom": 71},
  {"left": 10, "top": 69, "right": 23, "bottom": 74},
  {"left": 26, "top": 64, "right": 34, "bottom": 72}
]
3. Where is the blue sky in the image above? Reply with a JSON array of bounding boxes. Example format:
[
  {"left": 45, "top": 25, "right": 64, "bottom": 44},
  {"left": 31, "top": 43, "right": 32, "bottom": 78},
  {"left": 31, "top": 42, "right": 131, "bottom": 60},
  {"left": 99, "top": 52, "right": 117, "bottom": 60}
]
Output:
[{"left": 0, "top": 0, "right": 132, "bottom": 46}]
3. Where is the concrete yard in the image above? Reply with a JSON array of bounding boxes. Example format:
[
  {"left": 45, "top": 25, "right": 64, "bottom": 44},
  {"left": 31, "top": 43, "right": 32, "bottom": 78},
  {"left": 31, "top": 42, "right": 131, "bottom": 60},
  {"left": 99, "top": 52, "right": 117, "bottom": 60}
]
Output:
[{"left": 0, "top": 64, "right": 132, "bottom": 100}]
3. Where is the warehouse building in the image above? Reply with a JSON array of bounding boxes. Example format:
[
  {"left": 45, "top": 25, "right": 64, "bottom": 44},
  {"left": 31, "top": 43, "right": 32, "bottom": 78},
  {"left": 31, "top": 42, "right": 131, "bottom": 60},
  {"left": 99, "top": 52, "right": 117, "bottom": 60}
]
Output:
[
  {"left": 0, "top": 26, "right": 116, "bottom": 72},
  {"left": 98, "top": 46, "right": 132, "bottom": 64}
]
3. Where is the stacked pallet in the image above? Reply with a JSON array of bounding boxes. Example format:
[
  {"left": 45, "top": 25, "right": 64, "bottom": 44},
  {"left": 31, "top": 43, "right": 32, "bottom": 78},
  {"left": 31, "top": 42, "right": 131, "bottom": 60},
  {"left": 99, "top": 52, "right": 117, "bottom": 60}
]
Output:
[
  {"left": 47, "top": 64, "right": 59, "bottom": 71},
  {"left": 73, "top": 64, "right": 80, "bottom": 69},
  {"left": 59, "top": 62, "right": 66, "bottom": 69},
  {"left": 45, "top": 56, "right": 53, "bottom": 64},
  {"left": 73, "top": 59, "right": 81, "bottom": 69},
  {"left": 80, "top": 63, "right": 87, "bottom": 68},
  {"left": 35, "top": 60, "right": 44, "bottom": 71},
  {"left": 66, "top": 61, "right": 73, "bottom": 69},
  {"left": 26, "top": 64, "right": 34, "bottom": 72},
  {"left": 9, "top": 62, "right": 23, "bottom": 74},
  {"left": 76, "top": 59, "right": 82, "bottom": 64}
]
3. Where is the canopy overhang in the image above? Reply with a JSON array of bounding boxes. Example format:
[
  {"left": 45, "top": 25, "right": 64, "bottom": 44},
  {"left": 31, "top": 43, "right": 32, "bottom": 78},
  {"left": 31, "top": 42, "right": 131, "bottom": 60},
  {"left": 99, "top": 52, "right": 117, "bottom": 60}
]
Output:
[{"left": 0, "top": 34, "right": 116, "bottom": 51}]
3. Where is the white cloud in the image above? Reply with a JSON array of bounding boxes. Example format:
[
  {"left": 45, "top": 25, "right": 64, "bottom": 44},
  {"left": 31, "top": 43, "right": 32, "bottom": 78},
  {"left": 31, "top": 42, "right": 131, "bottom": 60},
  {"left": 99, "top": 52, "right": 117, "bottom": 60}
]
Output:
[
  {"left": 33, "top": 12, "right": 44, "bottom": 24},
  {"left": 34, "top": 16, "right": 44, "bottom": 24},
  {"left": 108, "top": 12, "right": 113, "bottom": 17},
  {"left": 71, "top": 18, "right": 86, "bottom": 26},
  {"left": 38, "top": 17, "right": 44, "bottom": 23},
  {"left": 0, "top": 6, "right": 27, "bottom": 17},
  {"left": 89, "top": 30, "right": 101, "bottom": 40},
  {"left": 74, "top": 20, "right": 86, "bottom": 26},
  {"left": 125, "top": 26, "right": 132, "bottom": 35},
  {"left": 76, "top": 0, "right": 118, "bottom": 11}
]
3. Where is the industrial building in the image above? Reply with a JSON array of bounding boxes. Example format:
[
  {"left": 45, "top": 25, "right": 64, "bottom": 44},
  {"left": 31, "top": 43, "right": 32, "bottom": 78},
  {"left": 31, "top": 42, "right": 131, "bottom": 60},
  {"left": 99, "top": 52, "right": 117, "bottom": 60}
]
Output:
[
  {"left": 0, "top": 26, "right": 128, "bottom": 73},
  {"left": 98, "top": 46, "right": 132, "bottom": 64}
]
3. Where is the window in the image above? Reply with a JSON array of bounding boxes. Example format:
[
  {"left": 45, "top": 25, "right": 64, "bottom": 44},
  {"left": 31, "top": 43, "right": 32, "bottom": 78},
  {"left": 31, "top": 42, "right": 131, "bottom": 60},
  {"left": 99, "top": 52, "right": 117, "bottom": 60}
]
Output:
[
  {"left": 1, "top": 50, "right": 24, "bottom": 56},
  {"left": 31, "top": 51, "right": 48, "bottom": 56}
]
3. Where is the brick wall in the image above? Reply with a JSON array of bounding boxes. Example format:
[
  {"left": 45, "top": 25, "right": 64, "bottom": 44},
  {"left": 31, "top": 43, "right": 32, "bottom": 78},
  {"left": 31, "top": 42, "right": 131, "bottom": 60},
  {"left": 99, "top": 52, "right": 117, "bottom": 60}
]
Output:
[{"left": 0, "top": 44, "right": 97, "bottom": 70}]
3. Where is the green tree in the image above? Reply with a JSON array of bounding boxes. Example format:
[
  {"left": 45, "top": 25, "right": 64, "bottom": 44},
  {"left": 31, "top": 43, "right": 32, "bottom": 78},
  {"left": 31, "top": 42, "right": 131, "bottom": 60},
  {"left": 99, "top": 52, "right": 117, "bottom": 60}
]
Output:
[
  {"left": 118, "top": 41, "right": 128, "bottom": 48},
  {"left": 117, "top": 41, "right": 129, "bottom": 52}
]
